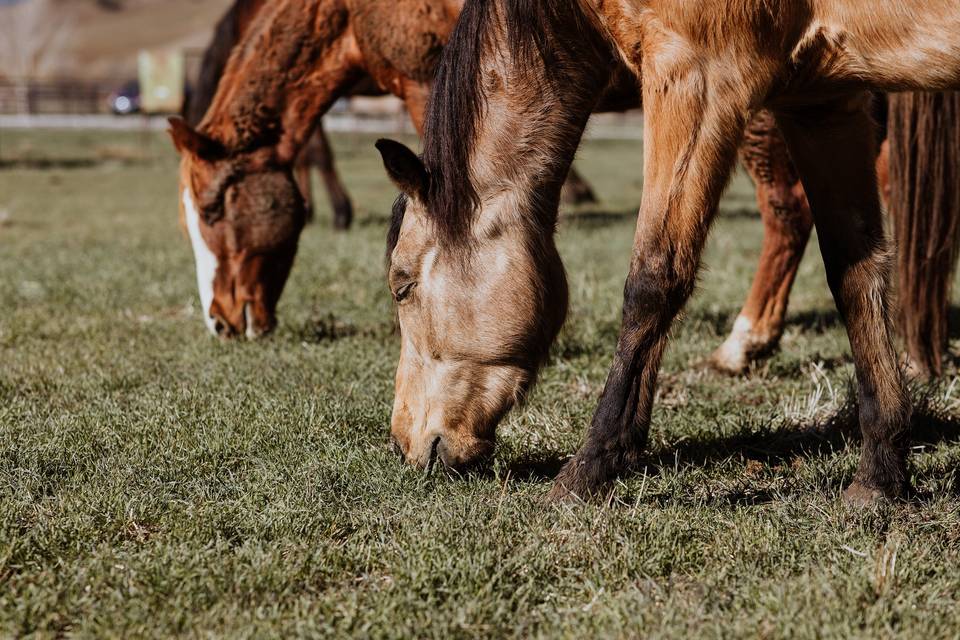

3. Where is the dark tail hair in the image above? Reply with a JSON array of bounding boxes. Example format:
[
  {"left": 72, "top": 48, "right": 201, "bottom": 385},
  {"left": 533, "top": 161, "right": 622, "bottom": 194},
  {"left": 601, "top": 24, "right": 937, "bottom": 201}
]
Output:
[
  {"left": 184, "top": 0, "right": 264, "bottom": 127},
  {"left": 889, "top": 91, "right": 960, "bottom": 376}
]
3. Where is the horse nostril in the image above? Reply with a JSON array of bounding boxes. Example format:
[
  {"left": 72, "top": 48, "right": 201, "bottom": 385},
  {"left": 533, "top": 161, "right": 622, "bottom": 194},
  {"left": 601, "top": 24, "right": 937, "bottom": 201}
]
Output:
[
  {"left": 390, "top": 436, "right": 405, "bottom": 461},
  {"left": 436, "top": 440, "right": 467, "bottom": 475},
  {"left": 424, "top": 436, "right": 442, "bottom": 473},
  {"left": 212, "top": 314, "right": 234, "bottom": 338}
]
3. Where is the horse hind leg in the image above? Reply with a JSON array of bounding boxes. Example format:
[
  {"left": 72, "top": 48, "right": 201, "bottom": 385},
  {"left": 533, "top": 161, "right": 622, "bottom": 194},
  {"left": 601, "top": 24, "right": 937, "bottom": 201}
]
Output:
[
  {"left": 712, "top": 111, "right": 813, "bottom": 374},
  {"left": 561, "top": 165, "right": 599, "bottom": 206},
  {"left": 305, "top": 120, "right": 354, "bottom": 231},
  {"left": 776, "top": 95, "right": 911, "bottom": 505}
]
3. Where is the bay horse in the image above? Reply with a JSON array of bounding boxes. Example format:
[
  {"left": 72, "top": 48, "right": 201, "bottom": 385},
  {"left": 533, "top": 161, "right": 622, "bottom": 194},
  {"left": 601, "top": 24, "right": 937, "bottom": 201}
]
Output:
[
  {"left": 169, "top": 0, "right": 462, "bottom": 337},
  {"left": 168, "top": 0, "right": 817, "bottom": 342},
  {"left": 377, "top": 0, "right": 960, "bottom": 505},
  {"left": 171, "top": 0, "right": 838, "bottom": 342},
  {"left": 186, "top": 0, "right": 388, "bottom": 231}
]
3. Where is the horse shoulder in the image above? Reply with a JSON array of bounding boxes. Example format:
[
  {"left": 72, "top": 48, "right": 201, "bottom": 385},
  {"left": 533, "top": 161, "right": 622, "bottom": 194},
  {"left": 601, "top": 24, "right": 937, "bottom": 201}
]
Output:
[{"left": 351, "top": 0, "right": 455, "bottom": 91}]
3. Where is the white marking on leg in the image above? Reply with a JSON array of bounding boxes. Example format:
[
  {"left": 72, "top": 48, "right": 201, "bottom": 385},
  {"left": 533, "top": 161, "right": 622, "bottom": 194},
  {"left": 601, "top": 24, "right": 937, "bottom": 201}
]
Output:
[
  {"left": 713, "top": 315, "right": 753, "bottom": 372},
  {"left": 244, "top": 303, "right": 258, "bottom": 340},
  {"left": 183, "top": 188, "right": 218, "bottom": 335}
]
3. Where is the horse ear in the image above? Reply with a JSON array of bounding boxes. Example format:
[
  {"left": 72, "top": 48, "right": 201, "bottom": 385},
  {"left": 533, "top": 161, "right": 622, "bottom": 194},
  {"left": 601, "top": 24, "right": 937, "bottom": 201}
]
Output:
[
  {"left": 167, "top": 117, "right": 225, "bottom": 161},
  {"left": 376, "top": 139, "right": 427, "bottom": 200}
]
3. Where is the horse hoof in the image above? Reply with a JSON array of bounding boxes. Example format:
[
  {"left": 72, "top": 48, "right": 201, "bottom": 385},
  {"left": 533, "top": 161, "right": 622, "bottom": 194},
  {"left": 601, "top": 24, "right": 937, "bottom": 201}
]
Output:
[
  {"left": 842, "top": 481, "right": 887, "bottom": 507},
  {"left": 709, "top": 345, "right": 749, "bottom": 375},
  {"left": 545, "top": 480, "right": 588, "bottom": 504},
  {"left": 842, "top": 481, "right": 910, "bottom": 507},
  {"left": 546, "top": 459, "right": 615, "bottom": 504}
]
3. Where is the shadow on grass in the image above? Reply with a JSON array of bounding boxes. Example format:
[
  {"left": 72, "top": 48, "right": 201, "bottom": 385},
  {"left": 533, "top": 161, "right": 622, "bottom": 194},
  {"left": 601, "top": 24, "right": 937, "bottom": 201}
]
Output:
[
  {"left": 0, "top": 157, "right": 152, "bottom": 170},
  {"left": 559, "top": 209, "right": 636, "bottom": 228},
  {"left": 294, "top": 313, "right": 397, "bottom": 343},
  {"left": 504, "top": 452, "right": 570, "bottom": 482},
  {"left": 644, "top": 390, "right": 960, "bottom": 475},
  {"left": 494, "top": 388, "right": 960, "bottom": 502}
]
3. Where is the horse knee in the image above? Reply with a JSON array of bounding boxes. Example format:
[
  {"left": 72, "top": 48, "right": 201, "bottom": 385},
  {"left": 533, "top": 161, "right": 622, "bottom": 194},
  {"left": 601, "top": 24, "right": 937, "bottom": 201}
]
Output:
[{"left": 623, "top": 258, "right": 695, "bottom": 327}]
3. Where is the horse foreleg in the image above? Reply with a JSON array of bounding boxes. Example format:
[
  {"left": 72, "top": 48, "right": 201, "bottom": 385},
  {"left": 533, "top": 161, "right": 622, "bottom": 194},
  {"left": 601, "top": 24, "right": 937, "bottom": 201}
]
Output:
[
  {"left": 549, "top": 67, "right": 750, "bottom": 501},
  {"left": 292, "top": 145, "right": 315, "bottom": 224},
  {"left": 400, "top": 79, "right": 431, "bottom": 135},
  {"left": 305, "top": 121, "right": 354, "bottom": 230},
  {"left": 712, "top": 111, "right": 813, "bottom": 374},
  {"left": 777, "top": 95, "right": 911, "bottom": 505}
]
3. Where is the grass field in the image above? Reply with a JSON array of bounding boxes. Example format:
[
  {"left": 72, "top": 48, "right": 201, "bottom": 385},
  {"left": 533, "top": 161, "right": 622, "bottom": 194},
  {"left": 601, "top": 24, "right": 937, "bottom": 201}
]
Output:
[{"left": 2, "top": 128, "right": 959, "bottom": 638}]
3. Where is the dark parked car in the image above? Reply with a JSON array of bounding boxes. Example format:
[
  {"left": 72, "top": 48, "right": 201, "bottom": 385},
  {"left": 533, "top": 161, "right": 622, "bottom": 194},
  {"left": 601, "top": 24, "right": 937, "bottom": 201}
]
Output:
[{"left": 108, "top": 80, "right": 140, "bottom": 115}]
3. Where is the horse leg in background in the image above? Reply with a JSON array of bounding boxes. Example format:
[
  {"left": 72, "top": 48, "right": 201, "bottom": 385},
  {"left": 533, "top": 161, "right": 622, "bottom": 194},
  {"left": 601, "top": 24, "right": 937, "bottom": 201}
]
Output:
[
  {"left": 399, "top": 79, "right": 431, "bottom": 135},
  {"left": 292, "top": 142, "right": 316, "bottom": 224},
  {"left": 304, "top": 120, "right": 354, "bottom": 231},
  {"left": 561, "top": 165, "right": 599, "bottom": 206},
  {"left": 711, "top": 111, "right": 813, "bottom": 374},
  {"left": 549, "top": 65, "right": 751, "bottom": 500},
  {"left": 776, "top": 95, "right": 911, "bottom": 504},
  {"left": 876, "top": 139, "right": 891, "bottom": 207},
  {"left": 889, "top": 92, "right": 960, "bottom": 378}
]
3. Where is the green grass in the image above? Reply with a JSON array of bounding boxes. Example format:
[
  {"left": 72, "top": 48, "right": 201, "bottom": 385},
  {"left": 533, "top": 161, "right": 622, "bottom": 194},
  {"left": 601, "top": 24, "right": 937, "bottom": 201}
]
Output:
[{"left": 1, "top": 129, "right": 959, "bottom": 639}]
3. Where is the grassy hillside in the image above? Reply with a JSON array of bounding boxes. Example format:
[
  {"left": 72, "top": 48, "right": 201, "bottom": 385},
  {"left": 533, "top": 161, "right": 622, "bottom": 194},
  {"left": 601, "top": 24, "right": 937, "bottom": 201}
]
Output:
[{"left": 1, "top": 129, "right": 958, "bottom": 638}]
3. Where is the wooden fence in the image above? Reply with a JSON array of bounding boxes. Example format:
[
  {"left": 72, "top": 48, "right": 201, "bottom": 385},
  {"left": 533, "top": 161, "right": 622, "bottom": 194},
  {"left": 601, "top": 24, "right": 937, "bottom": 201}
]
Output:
[{"left": 0, "top": 80, "right": 115, "bottom": 115}]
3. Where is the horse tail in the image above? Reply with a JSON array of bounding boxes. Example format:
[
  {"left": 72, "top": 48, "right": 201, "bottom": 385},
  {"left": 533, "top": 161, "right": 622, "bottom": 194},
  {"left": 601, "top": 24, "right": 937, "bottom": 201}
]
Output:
[
  {"left": 185, "top": 0, "right": 264, "bottom": 127},
  {"left": 889, "top": 91, "right": 960, "bottom": 376}
]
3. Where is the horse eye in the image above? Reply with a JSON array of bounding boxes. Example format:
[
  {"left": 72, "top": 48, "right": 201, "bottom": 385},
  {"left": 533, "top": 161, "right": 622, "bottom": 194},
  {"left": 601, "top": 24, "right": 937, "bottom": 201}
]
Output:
[{"left": 394, "top": 282, "right": 417, "bottom": 303}]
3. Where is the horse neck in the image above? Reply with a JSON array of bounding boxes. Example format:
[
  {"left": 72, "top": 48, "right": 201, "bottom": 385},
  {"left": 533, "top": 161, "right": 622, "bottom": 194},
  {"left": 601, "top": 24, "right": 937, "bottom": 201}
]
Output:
[
  {"left": 468, "top": 7, "right": 612, "bottom": 234},
  {"left": 198, "top": 0, "right": 353, "bottom": 160},
  {"left": 188, "top": 0, "right": 269, "bottom": 127}
]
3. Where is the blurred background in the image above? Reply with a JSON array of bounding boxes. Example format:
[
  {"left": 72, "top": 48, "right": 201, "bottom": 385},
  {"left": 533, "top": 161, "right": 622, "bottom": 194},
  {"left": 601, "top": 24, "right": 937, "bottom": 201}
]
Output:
[{"left": 0, "top": 0, "right": 412, "bottom": 126}]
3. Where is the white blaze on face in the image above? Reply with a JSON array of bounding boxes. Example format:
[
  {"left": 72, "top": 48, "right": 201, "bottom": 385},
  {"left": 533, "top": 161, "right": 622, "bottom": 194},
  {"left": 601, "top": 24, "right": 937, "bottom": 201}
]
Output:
[{"left": 182, "top": 188, "right": 219, "bottom": 334}]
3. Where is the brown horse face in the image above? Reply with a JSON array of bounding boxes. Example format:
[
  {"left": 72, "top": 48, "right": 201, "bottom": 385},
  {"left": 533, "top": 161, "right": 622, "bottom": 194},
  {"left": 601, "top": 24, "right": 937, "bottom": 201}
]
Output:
[
  {"left": 170, "top": 119, "right": 305, "bottom": 338},
  {"left": 378, "top": 140, "right": 568, "bottom": 471}
]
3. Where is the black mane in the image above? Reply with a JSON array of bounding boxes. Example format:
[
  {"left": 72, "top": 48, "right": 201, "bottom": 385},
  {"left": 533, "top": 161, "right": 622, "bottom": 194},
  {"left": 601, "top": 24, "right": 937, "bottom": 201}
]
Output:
[{"left": 420, "top": 0, "right": 589, "bottom": 245}]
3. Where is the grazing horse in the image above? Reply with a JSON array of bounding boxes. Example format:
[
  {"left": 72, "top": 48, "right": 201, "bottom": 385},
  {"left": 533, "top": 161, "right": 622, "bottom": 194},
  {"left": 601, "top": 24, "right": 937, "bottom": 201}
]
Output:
[
  {"left": 169, "top": 0, "right": 463, "bottom": 337},
  {"left": 377, "top": 0, "right": 960, "bottom": 504},
  {"left": 186, "top": 0, "right": 384, "bottom": 231}
]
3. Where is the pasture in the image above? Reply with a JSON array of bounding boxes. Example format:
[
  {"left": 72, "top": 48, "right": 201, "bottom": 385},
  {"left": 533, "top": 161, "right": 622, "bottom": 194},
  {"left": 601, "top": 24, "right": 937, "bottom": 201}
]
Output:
[{"left": 2, "top": 128, "right": 959, "bottom": 638}]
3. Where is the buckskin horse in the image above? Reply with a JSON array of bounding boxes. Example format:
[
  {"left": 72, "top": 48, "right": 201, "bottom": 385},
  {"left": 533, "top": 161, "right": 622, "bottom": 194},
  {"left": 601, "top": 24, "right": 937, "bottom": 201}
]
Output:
[
  {"left": 169, "top": 0, "right": 893, "bottom": 346},
  {"left": 377, "top": 0, "right": 960, "bottom": 505}
]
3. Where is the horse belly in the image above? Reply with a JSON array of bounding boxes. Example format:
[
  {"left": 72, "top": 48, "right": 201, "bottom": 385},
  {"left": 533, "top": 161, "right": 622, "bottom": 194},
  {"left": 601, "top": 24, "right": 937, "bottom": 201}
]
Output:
[{"left": 809, "top": 0, "right": 960, "bottom": 91}]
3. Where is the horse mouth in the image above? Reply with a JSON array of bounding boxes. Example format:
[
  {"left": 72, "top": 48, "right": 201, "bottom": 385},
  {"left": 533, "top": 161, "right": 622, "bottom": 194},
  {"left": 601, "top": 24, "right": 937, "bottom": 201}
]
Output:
[{"left": 244, "top": 303, "right": 265, "bottom": 339}]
